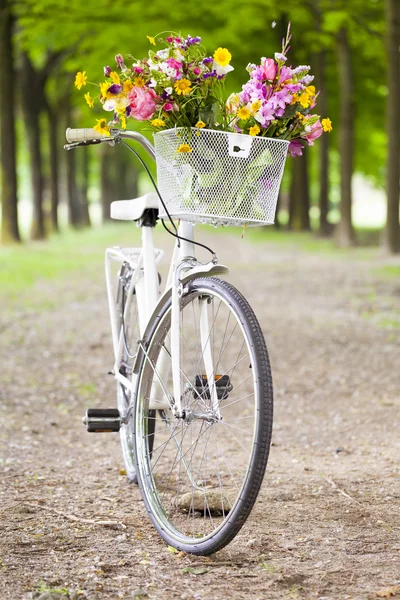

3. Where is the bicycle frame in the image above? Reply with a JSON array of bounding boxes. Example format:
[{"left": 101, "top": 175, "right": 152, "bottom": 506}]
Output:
[
  {"left": 105, "top": 214, "right": 226, "bottom": 417},
  {"left": 66, "top": 128, "right": 228, "bottom": 419}
]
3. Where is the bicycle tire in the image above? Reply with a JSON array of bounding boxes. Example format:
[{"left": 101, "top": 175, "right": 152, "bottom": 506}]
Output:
[{"left": 133, "top": 276, "right": 273, "bottom": 555}]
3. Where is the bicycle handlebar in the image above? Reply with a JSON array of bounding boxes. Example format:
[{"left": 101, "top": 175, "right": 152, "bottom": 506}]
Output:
[
  {"left": 65, "top": 127, "right": 156, "bottom": 160},
  {"left": 66, "top": 128, "right": 106, "bottom": 143}
]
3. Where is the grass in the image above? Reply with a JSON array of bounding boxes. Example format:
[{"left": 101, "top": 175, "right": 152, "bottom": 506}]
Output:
[
  {"left": 0, "top": 222, "right": 392, "bottom": 299},
  {"left": 0, "top": 223, "right": 140, "bottom": 297}
]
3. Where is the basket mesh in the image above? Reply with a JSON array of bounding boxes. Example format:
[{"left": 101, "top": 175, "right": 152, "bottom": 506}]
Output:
[{"left": 154, "top": 128, "right": 289, "bottom": 227}]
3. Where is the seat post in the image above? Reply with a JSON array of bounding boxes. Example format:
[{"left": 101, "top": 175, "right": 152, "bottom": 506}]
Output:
[{"left": 141, "top": 225, "right": 159, "bottom": 329}]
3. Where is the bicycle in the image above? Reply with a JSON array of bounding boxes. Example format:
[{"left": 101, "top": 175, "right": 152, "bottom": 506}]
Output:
[{"left": 64, "top": 126, "right": 285, "bottom": 556}]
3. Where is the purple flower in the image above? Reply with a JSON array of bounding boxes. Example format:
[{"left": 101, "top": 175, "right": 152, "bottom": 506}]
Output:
[
  {"left": 108, "top": 84, "right": 122, "bottom": 94},
  {"left": 278, "top": 66, "right": 293, "bottom": 85},
  {"left": 115, "top": 54, "right": 124, "bottom": 69},
  {"left": 288, "top": 139, "right": 303, "bottom": 157},
  {"left": 203, "top": 70, "right": 217, "bottom": 79},
  {"left": 202, "top": 57, "right": 213, "bottom": 64},
  {"left": 270, "top": 88, "right": 292, "bottom": 111},
  {"left": 255, "top": 101, "right": 275, "bottom": 127},
  {"left": 104, "top": 66, "right": 111, "bottom": 77},
  {"left": 240, "top": 79, "right": 266, "bottom": 103},
  {"left": 299, "top": 74, "right": 314, "bottom": 86},
  {"left": 126, "top": 106, "right": 131, "bottom": 116},
  {"left": 186, "top": 35, "right": 201, "bottom": 46}
]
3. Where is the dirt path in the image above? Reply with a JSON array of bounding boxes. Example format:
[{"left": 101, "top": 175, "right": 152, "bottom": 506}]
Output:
[{"left": 1, "top": 230, "right": 399, "bottom": 600}]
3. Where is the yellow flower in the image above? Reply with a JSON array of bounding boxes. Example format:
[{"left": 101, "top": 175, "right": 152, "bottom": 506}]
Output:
[
  {"left": 147, "top": 35, "right": 156, "bottom": 46},
  {"left": 174, "top": 78, "right": 192, "bottom": 96},
  {"left": 306, "top": 85, "right": 316, "bottom": 97},
  {"left": 93, "top": 118, "right": 110, "bottom": 136},
  {"left": 133, "top": 76, "right": 145, "bottom": 88},
  {"left": 249, "top": 125, "right": 260, "bottom": 137},
  {"left": 120, "top": 114, "right": 127, "bottom": 129},
  {"left": 251, "top": 100, "right": 261, "bottom": 114},
  {"left": 296, "top": 111, "right": 306, "bottom": 123},
  {"left": 151, "top": 118, "right": 166, "bottom": 127},
  {"left": 84, "top": 92, "right": 94, "bottom": 108},
  {"left": 74, "top": 71, "right": 87, "bottom": 90},
  {"left": 177, "top": 143, "right": 192, "bottom": 153},
  {"left": 298, "top": 92, "right": 311, "bottom": 108},
  {"left": 99, "top": 81, "right": 110, "bottom": 98},
  {"left": 321, "top": 117, "right": 332, "bottom": 132},
  {"left": 123, "top": 80, "right": 134, "bottom": 94},
  {"left": 110, "top": 71, "right": 120, "bottom": 85},
  {"left": 237, "top": 106, "right": 251, "bottom": 121},
  {"left": 213, "top": 47, "right": 232, "bottom": 67},
  {"left": 195, "top": 121, "right": 206, "bottom": 128}
]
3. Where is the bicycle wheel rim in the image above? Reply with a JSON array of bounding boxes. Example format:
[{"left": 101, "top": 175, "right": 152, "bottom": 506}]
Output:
[{"left": 134, "top": 278, "right": 272, "bottom": 552}]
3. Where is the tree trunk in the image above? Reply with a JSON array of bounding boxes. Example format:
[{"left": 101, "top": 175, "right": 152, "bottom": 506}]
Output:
[
  {"left": 20, "top": 53, "right": 46, "bottom": 240},
  {"left": 0, "top": 0, "right": 20, "bottom": 244},
  {"left": 80, "top": 149, "right": 91, "bottom": 227},
  {"left": 315, "top": 50, "right": 331, "bottom": 236},
  {"left": 47, "top": 104, "right": 59, "bottom": 232},
  {"left": 336, "top": 28, "right": 354, "bottom": 246},
  {"left": 289, "top": 150, "right": 311, "bottom": 231},
  {"left": 384, "top": 0, "right": 400, "bottom": 253},
  {"left": 65, "top": 95, "right": 83, "bottom": 227},
  {"left": 101, "top": 148, "right": 113, "bottom": 222}
]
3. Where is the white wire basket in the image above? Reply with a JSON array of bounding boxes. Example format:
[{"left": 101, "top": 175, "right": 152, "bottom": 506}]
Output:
[{"left": 154, "top": 127, "right": 289, "bottom": 227}]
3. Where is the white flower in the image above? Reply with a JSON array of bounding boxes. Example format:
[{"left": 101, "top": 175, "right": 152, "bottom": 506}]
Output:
[
  {"left": 212, "top": 61, "right": 234, "bottom": 76},
  {"left": 174, "top": 49, "right": 185, "bottom": 61},
  {"left": 226, "top": 93, "right": 240, "bottom": 113},
  {"left": 148, "top": 59, "right": 161, "bottom": 71},
  {"left": 159, "top": 63, "right": 176, "bottom": 78},
  {"left": 103, "top": 96, "right": 130, "bottom": 112},
  {"left": 274, "top": 52, "right": 287, "bottom": 62},
  {"left": 165, "top": 87, "right": 173, "bottom": 95},
  {"left": 148, "top": 78, "right": 157, "bottom": 88},
  {"left": 156, "top": 49, "right": 169, "bottom": 59}
]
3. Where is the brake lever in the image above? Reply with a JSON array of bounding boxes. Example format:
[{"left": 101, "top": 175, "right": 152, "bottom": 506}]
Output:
[{"left": 64, "top": 137, "right": 118, "bottom": 151}]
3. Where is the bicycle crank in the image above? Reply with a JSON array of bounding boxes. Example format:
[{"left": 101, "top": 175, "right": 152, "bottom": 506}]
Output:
[{"left": 82, "top": 408, "right": 121, "bottom": 432}]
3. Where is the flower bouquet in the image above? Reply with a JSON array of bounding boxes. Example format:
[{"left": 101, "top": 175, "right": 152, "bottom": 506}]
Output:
[{"left": 75, "top": 26, "right": 331, "bottom": 226}]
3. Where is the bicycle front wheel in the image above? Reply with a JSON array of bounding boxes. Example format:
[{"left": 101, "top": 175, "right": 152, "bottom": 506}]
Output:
[{"left": 133, "top": 277, "right": 273, "bottom": 555}]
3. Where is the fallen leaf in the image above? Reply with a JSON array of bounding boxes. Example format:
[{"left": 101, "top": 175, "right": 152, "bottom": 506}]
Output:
[
  {"left": 182, "top": 567, "right": 209, "bottom": 575},
  {"left": 119, "top": 469, "right": 127, "bottom": 476},
  {"left": 168, "top": 545, "right": 179, "bottom": 554},
  {"left": 376, "top": 585, "right": 400, "bottom": 598}
]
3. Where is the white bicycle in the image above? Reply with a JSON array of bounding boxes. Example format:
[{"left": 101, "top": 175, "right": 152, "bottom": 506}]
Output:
[{"left": 64, "top": 126, "right": 283, "bottom": 555}]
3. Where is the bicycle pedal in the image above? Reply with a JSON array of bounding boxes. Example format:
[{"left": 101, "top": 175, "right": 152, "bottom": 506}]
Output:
[
  {"left": 194, "top": 375, "right": 233, "bottom": 400},
  {"left": 82, "top": 408, "right": 121, "bottom": 432}
]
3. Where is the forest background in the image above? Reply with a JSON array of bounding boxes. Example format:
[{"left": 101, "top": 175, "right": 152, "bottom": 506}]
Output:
[{"left": 0, "top": 0, "right": 399, "bottom": 253}]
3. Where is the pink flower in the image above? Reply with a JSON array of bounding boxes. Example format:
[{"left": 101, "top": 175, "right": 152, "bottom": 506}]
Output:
[
  {"left": 288, "top": 139, "right": 303, "bottom": 157},
  {"left": 193, "top": 67, "right": 201, "bottom": 75},
  {"left": 115, "top": 54, "right": 124, "bottom": 69},
  {"left": 163, "top": 102, "right": 174, "bottom": 111},
  {"left": 304, "top": 119, "right": 323, "bottom": 145},
  {"left": 127, "top": 86, "right": 156, "bottom": 121},
  {"left": 260, "top": 58, "right": 277, "bottom": 81},
  {"left": 166, "top": 36, "right": 174, "bottom": 43},
  {"left": 134, "top": 67, "right": 143, "bottom": 74},
  {"left": 166, "top": 58, "right": 182, "bottom": 72}
]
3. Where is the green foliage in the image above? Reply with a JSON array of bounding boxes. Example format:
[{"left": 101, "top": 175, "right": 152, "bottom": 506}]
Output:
[{"left": 10, "top": 0, "right": 389, "bottom": 209}]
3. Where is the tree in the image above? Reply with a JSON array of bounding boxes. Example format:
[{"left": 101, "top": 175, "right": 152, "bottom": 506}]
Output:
[
  {"left": 384, "top": 0, "right": 400, "bottom": 253},
  {"left": 0, "top": 0, "right": 20, "bottom": 244},
  {"left": 335, "top": 26, "right": 355, "bottom": 246}
]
